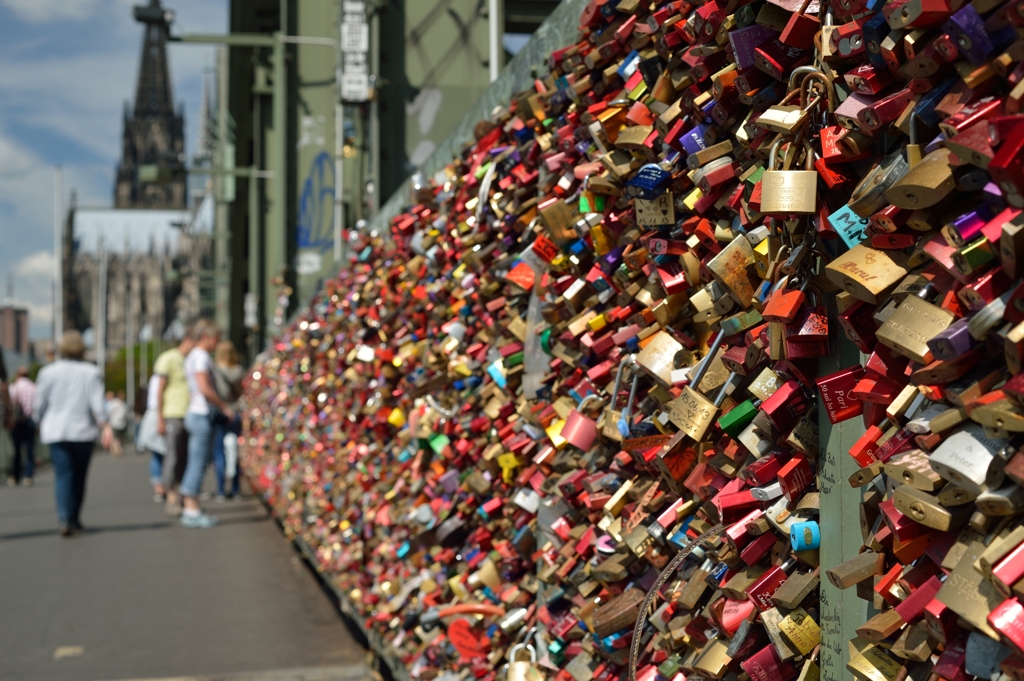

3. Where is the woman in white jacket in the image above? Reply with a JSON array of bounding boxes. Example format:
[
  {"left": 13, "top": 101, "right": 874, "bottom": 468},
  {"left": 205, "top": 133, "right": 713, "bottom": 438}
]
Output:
[{"left": 33, "top": 331, "right": 114, "bottom": 536}]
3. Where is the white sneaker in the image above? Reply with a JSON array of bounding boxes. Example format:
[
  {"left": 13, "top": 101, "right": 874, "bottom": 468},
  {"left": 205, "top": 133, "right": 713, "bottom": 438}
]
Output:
[{"left": 181, "top": 513, "right": 218, "bottom": 529}]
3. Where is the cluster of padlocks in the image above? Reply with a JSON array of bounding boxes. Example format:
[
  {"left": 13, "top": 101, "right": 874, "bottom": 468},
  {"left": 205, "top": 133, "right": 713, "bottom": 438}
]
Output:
[{"left": 240, "top": 0, "right": 1024, "bottom": 678}]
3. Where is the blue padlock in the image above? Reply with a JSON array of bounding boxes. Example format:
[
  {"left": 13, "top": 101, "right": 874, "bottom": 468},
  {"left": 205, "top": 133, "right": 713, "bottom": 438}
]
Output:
[
  {"left": 624, "top": 163, "right": 672, "bottom": 199},
  {"left": 790, "top": 520, "right": 821, "bottom": 551}
]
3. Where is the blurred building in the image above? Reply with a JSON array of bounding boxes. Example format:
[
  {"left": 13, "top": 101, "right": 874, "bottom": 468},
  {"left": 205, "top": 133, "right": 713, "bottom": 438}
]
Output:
[{"left": 0, "top": 306, "right": 29, "bottom": 357}]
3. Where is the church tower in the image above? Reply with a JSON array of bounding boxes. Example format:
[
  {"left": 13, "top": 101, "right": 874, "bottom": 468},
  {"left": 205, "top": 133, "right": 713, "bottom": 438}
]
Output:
[{"left": 115, "top": 0, "right": 187, "bottom": 209}]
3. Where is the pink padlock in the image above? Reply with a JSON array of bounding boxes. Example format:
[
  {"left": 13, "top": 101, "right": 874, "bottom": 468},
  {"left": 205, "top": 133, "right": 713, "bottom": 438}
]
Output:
[{"left": 561, "top": 409, "right": 598, "bottom": 451}]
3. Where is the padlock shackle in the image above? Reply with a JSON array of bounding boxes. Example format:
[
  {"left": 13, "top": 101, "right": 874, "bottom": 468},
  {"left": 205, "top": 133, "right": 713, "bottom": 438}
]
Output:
[
  {"left": 799, "top": 72, "right": 836, "bottom": 113},
  {"left": 577, "top": 393, "right": 603, "bottom": 413},
  {"left": 426, "top": 394, "right": 458, "bottom": 420},
  {"left": 688, "top": 330, "right": 726, "bottom": 388},
  {"left": 617, "top": 370, "right": 642, "bottom": 438},
  {"left": 768, "top": 139, "right": 785, "bottom": 169},
  {"left": 520, "top": 626, "right": 537, "bottom": 645},
  {"left": 768, "top": 140, "right": 816, "bottom": 172},
  {"left": 713, "top": 371, "right": 739, "bottom": 407},
  {"left": 609, "top": 354, "right": 637, "bottom": 410},
  {"left": 787, "top": 65, "right": 821, "bottom": 92},
  {"left": 508, "top": 642, "right": 538, "bottom": 664}
]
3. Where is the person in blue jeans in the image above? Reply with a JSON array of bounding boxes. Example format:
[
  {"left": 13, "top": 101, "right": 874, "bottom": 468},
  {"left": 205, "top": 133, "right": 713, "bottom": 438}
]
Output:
[
  {"left": 179, "top": 320, "right": 235, "bottom": 528},
  {"left": 33, "top": 331, "right": 115, "bottom": 536},
  {"left": 211, "top": 340, "right": 244, "bottom": 500}
]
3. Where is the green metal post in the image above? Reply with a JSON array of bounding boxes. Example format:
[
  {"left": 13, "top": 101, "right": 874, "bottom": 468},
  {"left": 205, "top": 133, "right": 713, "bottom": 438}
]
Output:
[
  {"left": 250, "top": 98, "right": 262, "bottom": 355},
  {"left": 269, "top": 31, "right": 287, "bottom": 332},
  {"left": 818, "top": 336, "right": 872, "bottom": 680}
]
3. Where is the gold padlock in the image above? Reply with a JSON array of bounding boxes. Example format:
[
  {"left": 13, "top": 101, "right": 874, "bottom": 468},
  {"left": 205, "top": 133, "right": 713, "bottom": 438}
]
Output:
[
  {"left": 760, "top": 139, "right": 818, "bottom": 215},
  {"left": 884, "top": 148, "right": 956, "bottom": 209},
  {"left": 755, "top": 89, "right": 815, "bottom": 135},
  {"left": 506, "top": 642, "right": 545, "bottom": 681}
]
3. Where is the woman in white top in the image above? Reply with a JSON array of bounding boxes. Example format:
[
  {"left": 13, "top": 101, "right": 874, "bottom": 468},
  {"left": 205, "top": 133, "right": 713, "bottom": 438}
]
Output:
[
  {"left": 33, "top": 331, "right": 114, "bottom": 536},
  {"left": 178, "top": 320, "right": 235, "bottom": 528}
]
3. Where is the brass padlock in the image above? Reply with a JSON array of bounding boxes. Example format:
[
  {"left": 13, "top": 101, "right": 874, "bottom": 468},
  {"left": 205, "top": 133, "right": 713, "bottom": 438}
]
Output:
[
  {"left": 761, "top": 139, "right": 818, "bottom": 215},
  {"left": 635, "top": 330, "right": 683, "bottom": 387},
  {"left": 756, "top": 89, "right": 816, "bottom": 135},
  {"left": 884, "top": 148, "right": 956, "bottom": 210},
  {"left": 506, "top": 641, "right": 544, "bottom": 681}
]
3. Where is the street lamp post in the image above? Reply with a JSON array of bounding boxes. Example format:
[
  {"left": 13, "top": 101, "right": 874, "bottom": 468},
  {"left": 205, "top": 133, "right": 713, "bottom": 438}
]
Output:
[
  {"left": 54, "top": 166, "right": 63, "bottom": 350},
  {"left": 125, "top": 232, "right": 135, "bottom": 412}
]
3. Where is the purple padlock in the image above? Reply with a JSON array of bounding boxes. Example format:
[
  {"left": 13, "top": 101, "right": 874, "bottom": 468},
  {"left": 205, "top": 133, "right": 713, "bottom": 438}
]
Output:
[
  {"left": 678, "top": 123, "right": 712, "bottom": 155},
  {"left": 728, "top": 24, "right": 780, "bottom": 70},
  {"left": 942, "top": 5, "right": 1012, "bottom": 65},
  {"left": 926, "top": 317, "right": 976, "bottom": 361}
]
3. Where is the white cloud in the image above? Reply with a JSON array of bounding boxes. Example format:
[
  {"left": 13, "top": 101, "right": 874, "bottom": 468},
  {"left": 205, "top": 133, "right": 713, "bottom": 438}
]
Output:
[
  {"left": 1, "top": 0, "right": 100, "bottom": 23},
  {"left": 0, "top": 130, "right": 38, "bottom": 178},
  {"left": 14, "top": 250, "right": 55, "bottom": 279}
]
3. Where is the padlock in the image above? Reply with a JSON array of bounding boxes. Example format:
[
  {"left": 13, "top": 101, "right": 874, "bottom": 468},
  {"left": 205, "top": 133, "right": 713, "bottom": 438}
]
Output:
[
  {"left": 755, "top": 88, "right": 816, "bottom": 135},
  {"left": 827, "top": 244, "right": 910, "bottom": 304},
  {"left": 602, "top": 355, "right": 634, "bottom": 442},
  {"left": 760, "top": 139, "right": 819, "bottom": 215},
  {"left": 835, "top": 91, "right": 875, "bottom": 130},
  {"left": 762, "top": 277, "right": 809, "bottom": 323},
  {"left": 755, "top": 39, "right": 810, "bottom": 81},
  {"left": 830, "top": 15, "right": 870, "bottom": 58},
  {"left": 858, "top": 87, "right": 914, "bottom": 132},
  {"left": 507, "top": 641, "right": 545, "bottom": 681},
  {"left": 875, "top": 292, "right": 956, "bottom": 364},
  {"left": 779, "top": 0, "right": 819, "bottom": 49},
  {"left": 844, "top": 62, "right": 895, "bottom": 95}
]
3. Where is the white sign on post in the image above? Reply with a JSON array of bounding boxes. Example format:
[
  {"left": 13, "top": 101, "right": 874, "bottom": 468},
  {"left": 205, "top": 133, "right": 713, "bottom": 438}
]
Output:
[
  {"left": 341, "top": 22, "right": 368, "bottom": 52},
  {"left": 341, "top": 73, "right": 369, "bottom": 102},
  {"left": 340, "top": 3, "right": 370, "bottom": 103}
]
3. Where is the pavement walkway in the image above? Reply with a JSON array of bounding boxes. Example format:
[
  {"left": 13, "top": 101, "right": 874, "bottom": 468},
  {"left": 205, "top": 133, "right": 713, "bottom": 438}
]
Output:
[{"left": 0, "top": 448, "right": 368, "bottom": 681}]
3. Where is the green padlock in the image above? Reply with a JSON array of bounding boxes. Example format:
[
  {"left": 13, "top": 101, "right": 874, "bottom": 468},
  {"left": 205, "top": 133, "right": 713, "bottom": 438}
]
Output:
[{"left": 718, "top": 399, "right": 759, "bottom": 438}]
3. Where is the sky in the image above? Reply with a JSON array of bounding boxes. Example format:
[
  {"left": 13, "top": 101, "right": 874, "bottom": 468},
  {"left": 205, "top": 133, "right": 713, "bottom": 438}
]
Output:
[{"left": 0, "top": 0, "right": 228, "bottom": 339}]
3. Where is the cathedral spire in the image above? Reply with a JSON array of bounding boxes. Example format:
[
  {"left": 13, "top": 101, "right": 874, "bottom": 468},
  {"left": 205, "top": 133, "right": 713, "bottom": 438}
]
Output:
[
  {"left": 132, "top": 0, "right": 175, "bottom": 118},
  {"left": 194, "top": 66, "right": 214, "bottom": 164},
  {"left": 115, "top": 0, "right": 186, "bottom": 209}
]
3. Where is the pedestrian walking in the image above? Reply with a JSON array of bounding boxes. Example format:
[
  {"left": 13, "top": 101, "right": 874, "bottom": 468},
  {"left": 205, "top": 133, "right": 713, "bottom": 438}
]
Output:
[
  {"left": 0, "top": 354, "right": 14, "bottom": 472},
  {"left": 8, "top": 367, "right": 37, "bottom": 486},
  {"left": 137, "top": 374, "right": 168, "bottom": 501},
  {"left": 33, "top": 331, "right": 114, "bottom": 537},
  {"left": 179, "top": 320, "right": 235, "bottom": 528},
  {"left": 106, "top": 391, "right": 128, "bottom": 455},
  {"left": 154, "top": 328, "right": 195, "bottom": 516},
  {"left": 212, "top": 340, "right": 244, "bottom": 500}
]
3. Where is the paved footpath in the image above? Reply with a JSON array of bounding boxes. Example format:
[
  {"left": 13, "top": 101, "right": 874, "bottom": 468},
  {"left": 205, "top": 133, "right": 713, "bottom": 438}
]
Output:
[{"left": 0, "top": 449, "right": 367, "bottom": 681}]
